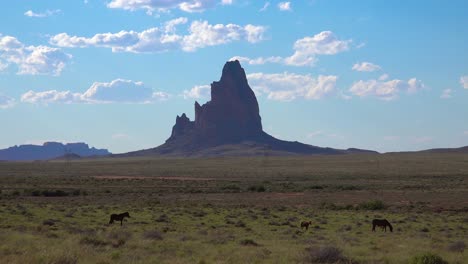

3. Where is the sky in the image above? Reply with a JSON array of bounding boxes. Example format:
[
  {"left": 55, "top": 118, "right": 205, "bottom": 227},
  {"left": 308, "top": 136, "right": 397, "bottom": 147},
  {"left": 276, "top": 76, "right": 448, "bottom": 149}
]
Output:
[{"left": 0, "top": 0, "right": 467, "bottom": 154}]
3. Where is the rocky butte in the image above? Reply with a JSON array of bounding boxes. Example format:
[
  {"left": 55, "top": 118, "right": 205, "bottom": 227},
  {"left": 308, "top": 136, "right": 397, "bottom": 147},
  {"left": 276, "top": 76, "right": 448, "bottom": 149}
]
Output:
[{"left": 127, "top": 60, "right": 376, "bottom": 156}]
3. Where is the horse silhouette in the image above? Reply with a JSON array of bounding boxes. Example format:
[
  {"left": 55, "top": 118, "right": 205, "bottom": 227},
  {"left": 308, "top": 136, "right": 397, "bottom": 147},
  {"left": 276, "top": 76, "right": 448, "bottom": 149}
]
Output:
[
  {"left": 301, "top": 221, "right": 312, "bottom": 230},
  {"left": 109, "top": 212, "right": 130, "bottom": 226},
  {"left": 372, "top": 219, "right": 393, "bottom": 232}
]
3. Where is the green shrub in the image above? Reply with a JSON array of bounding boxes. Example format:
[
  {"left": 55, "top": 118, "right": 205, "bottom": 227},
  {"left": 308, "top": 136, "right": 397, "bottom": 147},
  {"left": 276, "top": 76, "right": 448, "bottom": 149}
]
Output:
[
  {"left": 221, "top": 184, "right": 241, "bottom": 192},
  {"left": 409, "top": 253, "right": 448, "bottom": 264},
  {"left": 248, "top": 185, "right": 266, "bottom": 192},
  {"left": 357, "top": 200, "right": 386, "bottom": 210},
  {"left": 304, "top": 246, "right": 348, "bottom": 263}
]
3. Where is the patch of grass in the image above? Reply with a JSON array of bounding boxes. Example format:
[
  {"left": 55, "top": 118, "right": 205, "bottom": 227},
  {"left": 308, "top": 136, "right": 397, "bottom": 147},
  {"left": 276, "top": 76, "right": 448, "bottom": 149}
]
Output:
[
  {"left": 408, "top": 253, "right": 448, "bottom": 264},
  {"left": 142, "top": 230, "right": 164, "bottom": 240},
  {"left": 304, "top": 246, "right": 350, "bottom": 263},
  {"left": 447, "top": 240, "right": 465, "bottom": 253}
]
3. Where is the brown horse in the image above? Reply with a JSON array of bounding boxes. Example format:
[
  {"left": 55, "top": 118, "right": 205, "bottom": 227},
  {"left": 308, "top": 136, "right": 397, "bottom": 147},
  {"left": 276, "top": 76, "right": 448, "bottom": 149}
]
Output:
[
  {"left": 372, "top": 219, "right": 393, "bottom": 232},
  {"left": 301, "top": 221, "right": 312, "bottom": 230},
  {"left": 109, "top": 212, "right": 130, "bottom": 226}
]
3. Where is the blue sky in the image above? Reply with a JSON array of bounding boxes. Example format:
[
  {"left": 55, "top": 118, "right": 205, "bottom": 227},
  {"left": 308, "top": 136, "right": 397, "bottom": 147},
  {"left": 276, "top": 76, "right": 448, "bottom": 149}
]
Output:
[{"left": 0, "top": 0, "right": 467, "bottom": 153}]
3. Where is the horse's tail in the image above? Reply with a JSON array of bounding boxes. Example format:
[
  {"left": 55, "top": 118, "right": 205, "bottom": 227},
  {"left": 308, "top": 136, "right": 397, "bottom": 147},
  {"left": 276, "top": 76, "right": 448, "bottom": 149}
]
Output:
[
  {"left": 387, "top": 221, "right": 393, "bottom": 232},
  {"left": 109, "top": 217, "right": 114, "bottom": 224}
]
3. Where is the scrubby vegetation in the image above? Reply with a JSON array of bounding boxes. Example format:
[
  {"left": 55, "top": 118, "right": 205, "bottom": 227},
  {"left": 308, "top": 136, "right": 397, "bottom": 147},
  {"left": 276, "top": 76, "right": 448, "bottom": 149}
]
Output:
[{"left": 0, "top": 153, "right": 467, "bottom": 263}]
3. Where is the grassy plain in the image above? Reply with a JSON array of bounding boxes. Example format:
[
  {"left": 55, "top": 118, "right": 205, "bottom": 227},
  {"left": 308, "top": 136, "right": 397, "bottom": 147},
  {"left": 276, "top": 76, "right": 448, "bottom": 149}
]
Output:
[{"left": 0, "top": 153, "right": 467, "bottom": 263}]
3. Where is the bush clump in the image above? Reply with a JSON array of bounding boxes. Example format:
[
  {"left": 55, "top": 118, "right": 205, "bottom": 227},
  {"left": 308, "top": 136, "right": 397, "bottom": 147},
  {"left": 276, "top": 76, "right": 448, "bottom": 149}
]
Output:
[
  {"left": 447, "top": 240, "right": 465, "bottom": 253},
  {"left": 248, "top": 185, "right": 266, "bottom": 192},
  {"left": 221, "top": 184, "right": 241, "bottom": 192},
  {"left": 240, "top": 239, "right": 259, "bottom": 246},
  {"left": 408, "top": 253, "right": 448, "bottom": 264},
  {"left": 304, "top": 246, "right": 350, "bottom": 263},
  {"left": 357, "top": 200, "right": 386, "bottom": 210},
  {"left": 143, "top": 230, "right": 164, "bottom": 240}
]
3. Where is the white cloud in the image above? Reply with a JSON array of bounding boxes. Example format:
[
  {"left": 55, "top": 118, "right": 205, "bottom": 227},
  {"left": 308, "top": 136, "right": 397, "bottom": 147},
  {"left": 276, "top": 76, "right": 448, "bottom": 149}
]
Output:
[
  {"left": 260, "top": 2, "right": 270, "bottom": 12},
  {"left": 50, "top": 19, "right": 266, "bottom": 53},
  {"left": 349, "top": 77, "right": 425, "bottom": 100},
  {"left": 461, "top": 75, "right": 468, "bottom": 89},
  {"left": 247, "top": 72, "right": 337, "bottom": 101},
  {"left": 0, "top": 95, "right": 15, "bottom": 109},
  {"left": 24, "top": 9, "right": 61, "bottom": 18},
  {"left": 183, "top": 85, "right": 211, "bottom": 100},
  {"left": 440, "top": 88, "right": 452, "bottom": 99},
  {"left": 21, "top": 79, "right": 170, "bottom": 104},
  {"left": 278, "top": 2, "right": 291, "bottom": 11},
  {"left": 231, "top": 31, "right": 351, "bottom": 67},
  {"left": 378, "top": 73, "right": 389, "bottom": 81},
  {"left": 0, "top": 35, "right": 71, "bottom": 76},
  {"left": 107, "top": 0, "right": 226, "bottom": 14},
  {"left": 352, "top": 62, "right": 381, "bottom": 72}
]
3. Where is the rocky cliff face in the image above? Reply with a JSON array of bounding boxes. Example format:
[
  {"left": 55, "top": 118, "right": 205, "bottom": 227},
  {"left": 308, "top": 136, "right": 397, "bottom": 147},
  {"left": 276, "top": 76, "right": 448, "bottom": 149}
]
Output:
[
  {"left": 194, "top": 60, "right": 262, "bottom": 141},
  {"left": 168, "top": 60, "right": 263, "bottom": 145},
  {"left": 124, "top": 60, "right": 376, "bottom": 157}
]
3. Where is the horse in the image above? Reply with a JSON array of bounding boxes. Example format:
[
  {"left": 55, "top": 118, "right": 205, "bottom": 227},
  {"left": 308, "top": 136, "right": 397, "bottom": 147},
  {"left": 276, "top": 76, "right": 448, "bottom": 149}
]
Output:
[
  {"left": 372, "top": 219, "right": 393, "bottom": 232},
  {"left": 301, "top": 221, "right": 312, "bottom": 230},
  {"left": 109, "top": 212, "right": 131, "bottom": 226}
]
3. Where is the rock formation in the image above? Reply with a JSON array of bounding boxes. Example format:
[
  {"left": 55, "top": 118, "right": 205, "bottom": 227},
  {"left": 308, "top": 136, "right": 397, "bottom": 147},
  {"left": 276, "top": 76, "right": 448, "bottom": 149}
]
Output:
[
  {"left": 0, "top": 142, "right": 110, "bottom": 161},
  {"left": 125, "top": 60, "right": 376, "bottom": 156}
]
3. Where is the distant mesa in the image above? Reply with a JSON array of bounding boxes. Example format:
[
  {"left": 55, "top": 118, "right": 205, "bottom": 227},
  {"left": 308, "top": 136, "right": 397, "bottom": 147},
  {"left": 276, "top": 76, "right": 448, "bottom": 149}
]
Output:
[
  {"left": 0, "top": 142, "right": 110, "bottom": 161},
  {"left": 124, "top": 60, "right": 377, "bottom": 157}
]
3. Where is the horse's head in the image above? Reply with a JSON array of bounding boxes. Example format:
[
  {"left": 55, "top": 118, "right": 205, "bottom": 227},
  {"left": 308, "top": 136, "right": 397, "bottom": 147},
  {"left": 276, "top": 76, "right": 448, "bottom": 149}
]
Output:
[
  {"left": 124, "top": 212, "right": 131, "bottom": 218},
  {"left": 308, "top": 221, "right": 312, "bottom": 224}
]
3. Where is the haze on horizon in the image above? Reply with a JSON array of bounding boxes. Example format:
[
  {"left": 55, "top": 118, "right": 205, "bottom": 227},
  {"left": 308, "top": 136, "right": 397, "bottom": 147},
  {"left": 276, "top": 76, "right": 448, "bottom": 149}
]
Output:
[{"left": 0, "top": 0, "right": 467, "bottom": 154}]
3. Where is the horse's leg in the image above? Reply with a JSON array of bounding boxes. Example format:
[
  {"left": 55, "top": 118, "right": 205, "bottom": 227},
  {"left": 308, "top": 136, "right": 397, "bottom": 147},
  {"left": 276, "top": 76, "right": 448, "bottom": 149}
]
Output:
[
  {"left": 120, "top": 219, "right": 123, "bottom": 226},
  {"left": 372, "top": 224, "right": 375, "bottom": 232}
]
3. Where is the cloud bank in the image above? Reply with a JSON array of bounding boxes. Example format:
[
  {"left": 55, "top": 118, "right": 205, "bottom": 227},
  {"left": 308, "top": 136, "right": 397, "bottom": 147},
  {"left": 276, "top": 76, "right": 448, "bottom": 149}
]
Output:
[
  {"left": 21, "top": 79, "right": 169, "bottom": 104},
  {"left": 50, "top": 18, "right": 266, "bottom": 53},
  {"left": 231, "top": 31, "right": 351, "bottom": 67},
  {"left": 0, "top": 35, "right": 71, "bottom": 76}
]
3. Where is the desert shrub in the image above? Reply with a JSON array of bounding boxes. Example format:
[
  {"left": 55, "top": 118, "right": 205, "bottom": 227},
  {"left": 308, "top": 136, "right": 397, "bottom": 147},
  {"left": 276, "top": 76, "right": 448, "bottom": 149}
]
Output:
[
  {"left": 248, "top": 185, "right": 266, "bottom": 192},
  {"left": 51, "top": 254, "right": 78, "bottom": 264},
  {"left": 447, "top": 240, "right": 465, "bottom": 252},
  {"left": 357, "top": 200, "right": 386, "bottom": 210},
  {"left": 193, "top": 210, "right": 207, "bottom": 217},
  {"left": 336, "top": 185, "right": 361, "bottom": 191},
  {"left": 155, "top": 214, "right": 170, "bottom": 223},
  {"left": 308, "top": 185, "right": 326, "bottom": 190},
  {"left": 304, "top": 246, "right": 348, "bottom": 263},
  {"left": 43, "top": 219, "right": 57, "bottom": 226},
  {"left": 221, "top": 184, "right": 241, "bottom": 192},
  {"left": 80, "top": 235, "right": 108, "bottom": 247},
  {"left": 408, "top": 253, "right": 448, "bottom": 264},
  {"left": 42, "top": 190, "right": 69, "bottom": 197},
  {"left": 240, "top": 239, "right": 259, "bottom": 246},
  {"left": 71, "top": 189, "right": 81, "bottom": 196},
  {"left": 143, "top": 230, "right": 164, "bottom": 240},
  {"left": 235, "top": 220, "right": 246, "bottom": 228},
  {"left": 320, "top": 202, "right": 354, "bottom": 210}
]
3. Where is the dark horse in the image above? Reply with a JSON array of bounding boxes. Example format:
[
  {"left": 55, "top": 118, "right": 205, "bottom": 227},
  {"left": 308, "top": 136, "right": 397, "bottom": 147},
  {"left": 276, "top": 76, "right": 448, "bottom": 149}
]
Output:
[
  {"left": 301, "top": 221, "right": 312, "bottom": 230},
  {"left": 109, "top": 212, "right": 130, "bottom": 226},
  {"left": 372, "top": 219, "right": 393, "bottom": 232}
]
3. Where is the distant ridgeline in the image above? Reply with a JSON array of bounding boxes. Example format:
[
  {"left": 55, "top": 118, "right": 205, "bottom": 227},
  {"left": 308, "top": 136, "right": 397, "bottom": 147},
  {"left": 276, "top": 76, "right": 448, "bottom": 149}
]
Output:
[
  {"left": 123, "top": 60, "right": 377, "bottom": 157},
  {"left": 0, "top": 142, "right": 111, "bottom": 161}
]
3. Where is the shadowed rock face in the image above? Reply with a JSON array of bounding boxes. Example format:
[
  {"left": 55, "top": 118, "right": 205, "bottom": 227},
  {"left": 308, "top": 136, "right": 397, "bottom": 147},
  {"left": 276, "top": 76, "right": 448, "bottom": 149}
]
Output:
[{"left": 125, "top": 60, "right": 377, "bottom": 156}]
